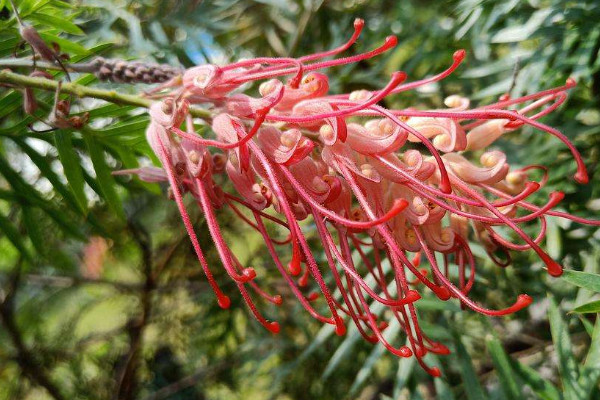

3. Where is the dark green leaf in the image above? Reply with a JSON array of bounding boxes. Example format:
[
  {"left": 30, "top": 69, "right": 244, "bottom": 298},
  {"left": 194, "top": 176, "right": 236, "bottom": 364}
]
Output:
[
  {"left": 572, "top": 300, "right": 600, "bottom": 314},
  {"left": 0, "top": 210, "right": 33, "bottom": 262},
  {"left": 82, "top": 132, "right": 125, "bottom": 220},
  {"left": 453, "top": 332, "right": 486, "bottom": 400},
  {"left": 54, "top": 131, "right": 88, "bottom": 214},
  {"left": 561, "top": 270, "right": 600, "bottom": 293},
  {"left": 486, "top": 335, "right": 522, "bottom": 399}
]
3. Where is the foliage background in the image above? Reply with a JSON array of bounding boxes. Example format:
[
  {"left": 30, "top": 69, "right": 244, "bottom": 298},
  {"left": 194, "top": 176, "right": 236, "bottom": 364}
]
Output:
[{"left": 0, "top": 0, "right": 599, "bottom": 399}]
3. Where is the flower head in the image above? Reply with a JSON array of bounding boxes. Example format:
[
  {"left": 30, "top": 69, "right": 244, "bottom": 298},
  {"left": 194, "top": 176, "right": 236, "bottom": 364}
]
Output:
[{"left": 120, "top": 18, "right": 598, "bottom": 376}]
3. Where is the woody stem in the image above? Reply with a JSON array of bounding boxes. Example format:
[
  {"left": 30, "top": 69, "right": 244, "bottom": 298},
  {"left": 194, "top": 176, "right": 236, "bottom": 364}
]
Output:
[{"left": 0, "top": 69, "right": 211, "bottom": 120}]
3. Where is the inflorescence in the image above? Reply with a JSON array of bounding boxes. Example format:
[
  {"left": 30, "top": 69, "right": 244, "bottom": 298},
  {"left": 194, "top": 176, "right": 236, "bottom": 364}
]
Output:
[{"left": 117, "top": 18, "right": 598, "bottom": 375}]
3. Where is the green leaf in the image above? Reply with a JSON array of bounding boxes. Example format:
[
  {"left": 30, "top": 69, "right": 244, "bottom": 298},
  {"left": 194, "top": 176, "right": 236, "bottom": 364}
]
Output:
[
  {"left": 82, "top": 133, "right": 125, "bottom": 221},
  {"left": 452, "top": 332, "right": 486, "bottom": 400},
  {"left": 0, "top": 154, "right": 84, "bottom": 239},
  {"left": 571, "top": 300, "right": 600, "bottom": 314},
  {"left": 30, "top": 12, "right": 84, "bottom": 35},
  {"left": 39, "top": 32, "right": 90, "bottom": 55},
  {"left": 0, "top": 211, "right": 33, "bottom": 262},
  {"left": 486, "top": 335, "right": 522, "bottom": 399},
  {"left": 54, "top": 131, "right": 88, "bottom": 213},
  {"left": 349, "top": 319, "right": 402, "bottom": 396},
  {"left": 561, "top": 269, "right": 600, "bottom": 293},
  {"left": 508, "top": 359, "right": 560, "bottom": 400},
  {"left": 322, "top": 324, "right": 362, "bottom": 379},
  {"left": 392, "top": 355, "right": 415, "bottom": 399},
  {"left": 584, "top": 318, "right": 600, "bottom": 370},
  {"left": 21, "top": 206, "right": 45, "bottom": 256},
  {"left": 548, "top": 296, "right": 581, "bottom": 400},
  {"left": 11, "top": 136, "right": 83, "bottom": 214}
]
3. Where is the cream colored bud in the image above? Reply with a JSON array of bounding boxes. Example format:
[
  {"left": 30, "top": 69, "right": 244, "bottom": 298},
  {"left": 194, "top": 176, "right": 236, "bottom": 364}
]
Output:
[
  {"left": 433, "top": 134, "right": 450, "bottom": 149},
  {"left": 188, "top": 150, "right": 200, "bottom": 164},
  {"left": 259, "top": 80, "right": 276, "bottom": 96},
  {"left": 506, "top": 171, "right": 525, "bottom": 186},
  {"left": 360, "top": 163, "right": 375, "bottom": 178},
  {"left": 280, "top": 130, "right": 297, "bottom": 148},
  {"left": 319, "top": 124, "right": 335, "bottom": 142},
  {"left": 481, "top": 153, "right": 498, "bottom": 167},
  {"left": 349, "top": 89, "right": 371, "bottom": 101}
]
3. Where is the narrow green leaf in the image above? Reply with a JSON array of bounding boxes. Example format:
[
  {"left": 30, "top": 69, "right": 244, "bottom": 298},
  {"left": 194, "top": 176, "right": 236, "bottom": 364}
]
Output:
[
  {"left": 575, "top": 251, "right": 600, "bottom": 307},
  {"left": 561, "top": 269, "right": 600, "bottom": 293},
  {"left": 0, "top": 154, "right": 84, "bottom": 239},
  {"left": 349, "top": 319, "right": 401, "bottom": 396},
  {"left": 392, "top": 355, "right": 415, "bottom": 399},
  {"left": 30, "top": 13, "right": 84, "bottom": 35},
  {"left": 83, "top": 133, "right": 125, "bottom": 220},
  {"left": 0, "top": 211, "right": 33, "bottom": 262},
  {"left": 508, "top": 359, "right": 560, "bottom": 400},
  {"left": 12, "top": 137, "right": 82, "bottom": 213},
  {"left": 453, "top": 333, "right": 486, "bottom": 400},
  {"left": 39, "top": 32, "right": 90, "bottom": 55},
  {"left": 571, "top": 300, "right": 600, "bottom": 314},
  {"left": 486, "top": 335, "right": 522, "bottom": 399},
  {"left": 585, "top": 318, "right": 600, "bottom": 369},
  {"left": 21, "top": 206, "right": 45, "bottom": 256},
  {"left": 548, "top": 296, "right": 581, "bottom": 400},
  {"left": 322, "top": 325, "right": 362, "bottom": 379},
  {"left": 54, "top": 131, "right": 88, "bottom": 213}
]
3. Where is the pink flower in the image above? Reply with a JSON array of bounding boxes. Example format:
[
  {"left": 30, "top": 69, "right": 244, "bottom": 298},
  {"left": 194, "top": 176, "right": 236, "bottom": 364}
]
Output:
[{"left": 119, "top": 18, "right": 599, "bottom": 376}]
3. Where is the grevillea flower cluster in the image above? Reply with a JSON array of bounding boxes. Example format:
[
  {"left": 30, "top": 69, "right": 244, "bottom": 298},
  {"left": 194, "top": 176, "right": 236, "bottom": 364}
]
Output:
[{"left": 117, "top": 19, "right": 599, "bottom": 375}]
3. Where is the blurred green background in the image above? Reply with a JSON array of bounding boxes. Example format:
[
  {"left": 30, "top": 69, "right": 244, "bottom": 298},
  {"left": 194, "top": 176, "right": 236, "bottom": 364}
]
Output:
[{"left": 0, "top": 0, "right": 599, "bottom": 399}]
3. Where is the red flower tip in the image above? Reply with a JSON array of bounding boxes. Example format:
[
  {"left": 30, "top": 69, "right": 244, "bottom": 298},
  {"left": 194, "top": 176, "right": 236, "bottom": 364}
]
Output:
[
  {"left": 384, "top": 35, "right": 398, "bottom": 49},
  {"left": 273, "top": 295, "right": 283, "bottom": 306},
  {"left": 434, "top": 286, "right": 452, "bottom": 301},
  {"left": 354, "top": 18, "right": 365, "bottom": 29},
  {"left": 429, "top": 367, "right": 441, "bottom": 377},
  {"left": 334, "top": 319, "right": 347, "bottom": 336},
  {"left": 404, "top": 289, "right": 421, "bottom": 303},
  {"left": 288, "top": 256, "right": 302, "bottom": 276},
  {"left": 439, "top": 179, "right": 452, "bottom": 194},
  {"left": 399, "top": 346, "right": 412, "bottom": 357},
  {"left": 242, "top": 267, "right": 257, "bottom": 281},
  {"left": 515, "top": 294, "right": 533, "bottom": 309},
  {"left": 566, "top": 77, "right": 577, "bottom": 87},
  {"left": 550, "top": 191, "right": 565, "bottom": 203},
  {"left": 298, "top": 271, "right": 309, "bottom": 287},
  {"left": 431, "top": 343, "right": 451, "bottom": 355},
  {"left": 542, "top": 252, "right": 563, "bottom": 277},
  {"left": 453, "top": 49, "right": 466, "bottom": 62},
  {"left": 391, "top": 71, "right": 408, "bottom": 85},
  {"left": 378, "top": 321, "right": 389, "bottom": 331},
  {"left": 267, "top": 321, "right": 281, "bottom": 334},
  {"left": 217, "top": 295, "right": 231, "bottom": 309},
  {"left": 307, "top": 292, "right": 320, "bottom": 301},
  {"left": 574, "top": 169, "right": 589, "bottom": 184}
]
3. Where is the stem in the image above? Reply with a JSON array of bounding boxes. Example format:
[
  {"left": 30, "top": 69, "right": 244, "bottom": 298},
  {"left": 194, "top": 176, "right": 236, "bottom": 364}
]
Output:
[
  {"left": 0, "top": 70, "right": 211, "bottom": 120},
  {"left": 0, "top": 57, "right": 99, "bottom": 72}
]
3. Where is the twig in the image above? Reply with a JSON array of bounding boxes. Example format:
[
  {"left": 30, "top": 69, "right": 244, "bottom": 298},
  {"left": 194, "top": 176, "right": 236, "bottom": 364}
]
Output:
[
  {"left": 0, "top": 69, "right": 211, "bottom": 119},
  {"left": 0, "top": 268, "right": 67, "bottom": 400},
  {"left": 0, "top": 57, "right": 182, "bottom": 84}
]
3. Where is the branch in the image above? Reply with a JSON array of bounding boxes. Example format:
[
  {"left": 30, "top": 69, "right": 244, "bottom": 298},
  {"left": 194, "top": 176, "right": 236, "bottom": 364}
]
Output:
[
  {"left": 0, "top": 69, "right": 211, "bottom": 119},
  {"left": 113, "top": 220, "right": 155, "bottom": 400},
  {"left": 141, "top": 361, "right": 229, "bottom": 400}
]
